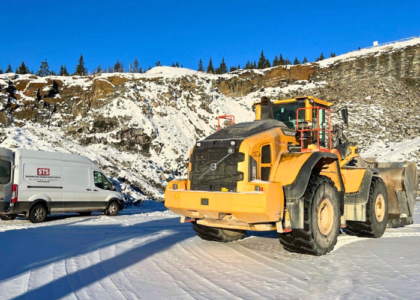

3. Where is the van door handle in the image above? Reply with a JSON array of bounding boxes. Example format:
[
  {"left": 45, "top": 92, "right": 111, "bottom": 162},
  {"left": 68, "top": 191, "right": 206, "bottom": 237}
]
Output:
[
  {"left": 86, "top": 189, "right": 91, "bottom": 191},
  {"left": 94, "top": 189, "right": 98, "bottom": 192}
]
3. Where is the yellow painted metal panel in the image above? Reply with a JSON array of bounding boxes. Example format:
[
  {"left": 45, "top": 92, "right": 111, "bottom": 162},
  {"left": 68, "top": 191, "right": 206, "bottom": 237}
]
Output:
[
  {"left": 165, "top": 181, "right": 284, "bottom": 224},
  {"left": 273, "top": 152, "right": 312, "bottom": 186},
  {"left": 341, "top": 168, "right": 366, "bottom": 193}
]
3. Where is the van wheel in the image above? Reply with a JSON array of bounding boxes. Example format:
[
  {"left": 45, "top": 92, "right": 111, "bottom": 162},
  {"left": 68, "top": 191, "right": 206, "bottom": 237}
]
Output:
[
  {"left": 29, "top": 204, "right": 48, "bottom": 223},
  {"left": 106, "top": 201, "right": 120, "bottom": 216},
  {"left": 78, "top": 212, "right": 92, "bottom": 216},
  {"left": 0, "top": 215, "right": 17, "bottom": 221}
]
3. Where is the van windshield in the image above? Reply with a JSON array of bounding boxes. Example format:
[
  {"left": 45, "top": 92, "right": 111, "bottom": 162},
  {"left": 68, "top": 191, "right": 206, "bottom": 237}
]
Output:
[
  {"left": 273, "top": 102, "right": 305, "bottom": 129},
  {"left": 0, "top": 160, "right": 11, "bottom": 184}
]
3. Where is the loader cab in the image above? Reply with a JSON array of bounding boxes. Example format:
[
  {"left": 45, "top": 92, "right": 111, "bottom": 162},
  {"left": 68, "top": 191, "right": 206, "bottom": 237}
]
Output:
[{"left": 254, "top": 96, "right": 333, "bottom": 152}]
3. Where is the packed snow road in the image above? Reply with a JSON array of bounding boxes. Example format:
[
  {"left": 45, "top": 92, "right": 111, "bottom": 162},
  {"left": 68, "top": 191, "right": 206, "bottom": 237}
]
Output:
[{"left": 0, "top": 203, "right": 419, "bottom": 300}]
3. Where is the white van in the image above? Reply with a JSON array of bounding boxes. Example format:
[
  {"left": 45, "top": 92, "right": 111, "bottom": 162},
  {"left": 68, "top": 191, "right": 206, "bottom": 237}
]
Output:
[{"left": 0, "top": 148, "right": 124, "bottom": 223}]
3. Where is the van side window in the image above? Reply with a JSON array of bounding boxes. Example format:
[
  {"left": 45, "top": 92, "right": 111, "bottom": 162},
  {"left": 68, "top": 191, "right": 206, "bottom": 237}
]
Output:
[
  {"left": 94, "top": 172, "right": 112, "bottom": 190},
  {"left": 0, "top": 160, "right": 11, "bottom": 184},
  {"left": 260, "top": 145, "right": 271, "bottom": 181}
]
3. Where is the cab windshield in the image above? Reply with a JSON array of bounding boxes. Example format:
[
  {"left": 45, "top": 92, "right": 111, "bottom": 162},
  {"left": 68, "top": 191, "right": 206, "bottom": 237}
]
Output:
[{"left": 273, "top": 102, "right": 305, "bottom": 129}]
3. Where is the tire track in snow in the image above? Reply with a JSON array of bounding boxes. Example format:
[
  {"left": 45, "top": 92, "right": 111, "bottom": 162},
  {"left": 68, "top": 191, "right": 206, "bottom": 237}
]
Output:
[
  {"left": 177, "top": 240, "right": 262, "bottom": 299},
  {"left": 149, "top": 258, "right": 197, "bottom": 300},
  {"left": 221, "top": 242, "right": 310, "bottom": 295},
  {"left": 184, "top": 240, "right": 280, "bottom": 299},
  {"left": 96, "top": 245, "right": 128, "bottom": 300},
  {"left": 152, "top": 240, "right": 243, "bottom": 300}
]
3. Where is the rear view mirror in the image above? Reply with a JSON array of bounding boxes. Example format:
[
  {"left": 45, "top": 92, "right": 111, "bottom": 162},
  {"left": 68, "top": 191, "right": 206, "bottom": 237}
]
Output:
[{"left": 341, "top": 107, "right": 349, "bottom": 127}]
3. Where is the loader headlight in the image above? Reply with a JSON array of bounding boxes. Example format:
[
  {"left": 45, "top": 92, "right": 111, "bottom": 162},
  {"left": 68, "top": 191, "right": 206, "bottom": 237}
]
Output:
[
  {"left": 228, "top": 147, "right": 234, "bottom": 154},
  {"left": 230, "top": 141, "right": 236, "bottom": 146},
  {"left": 196, "top": 142, "right": 201, "bottom": 148}
]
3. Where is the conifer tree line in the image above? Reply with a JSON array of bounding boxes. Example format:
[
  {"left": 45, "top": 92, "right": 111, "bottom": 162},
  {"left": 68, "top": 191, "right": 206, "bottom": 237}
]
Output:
[{"left": 0, "top": 50, "right": 336, "bottom": 76}]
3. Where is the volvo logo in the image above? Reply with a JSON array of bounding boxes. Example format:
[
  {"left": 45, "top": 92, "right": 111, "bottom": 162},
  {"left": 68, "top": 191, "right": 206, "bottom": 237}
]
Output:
[{"left": 210, "top": 163, "right": 217, "bottom": 171}]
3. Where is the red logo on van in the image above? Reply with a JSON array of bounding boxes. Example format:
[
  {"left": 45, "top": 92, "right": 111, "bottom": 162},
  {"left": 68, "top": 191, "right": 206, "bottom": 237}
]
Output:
[{"left": 37, "top": 168, "right": 50, "bottom": 176}]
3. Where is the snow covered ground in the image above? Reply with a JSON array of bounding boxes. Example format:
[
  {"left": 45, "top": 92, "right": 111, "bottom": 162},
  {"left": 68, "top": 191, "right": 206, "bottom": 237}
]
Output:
[{"left": 0, "top": 202, "right": 419, "bottom": 300}]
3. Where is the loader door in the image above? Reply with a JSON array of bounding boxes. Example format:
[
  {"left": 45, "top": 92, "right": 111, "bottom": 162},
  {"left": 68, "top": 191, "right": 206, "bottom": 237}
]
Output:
[{"left": 260, "top": 144, "right": 272, "bottom": 181}]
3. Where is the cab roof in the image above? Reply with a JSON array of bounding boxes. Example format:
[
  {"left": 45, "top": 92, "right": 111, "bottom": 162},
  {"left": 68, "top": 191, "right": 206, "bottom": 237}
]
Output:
[{"left": 253, "top": 96, "right": 333, "bottom": 107}]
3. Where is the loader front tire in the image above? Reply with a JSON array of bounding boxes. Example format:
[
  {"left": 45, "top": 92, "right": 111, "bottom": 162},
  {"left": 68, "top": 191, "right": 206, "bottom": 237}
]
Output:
[
  {"left": 346, "top": 177, "right": 388, "bottom": 238},
  {"left": 193, "top": 223, "right": 246, "bottom": 242},
  {"left": 278, "top": 175, "right": 341, "bottom": 256}
]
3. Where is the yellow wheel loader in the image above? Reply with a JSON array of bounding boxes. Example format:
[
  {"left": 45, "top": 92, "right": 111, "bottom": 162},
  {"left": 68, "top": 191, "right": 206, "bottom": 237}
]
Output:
[{"left": 165, "top": 96, "right": 417, "bottom": 255}]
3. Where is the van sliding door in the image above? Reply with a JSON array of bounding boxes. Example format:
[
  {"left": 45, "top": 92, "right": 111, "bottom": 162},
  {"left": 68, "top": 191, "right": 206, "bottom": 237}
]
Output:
[
  {"left": 0, "top": 148, "right": 14, "bottom": 213},
  {"left": 61, "top": 163, "right": 91, "bottom": 212}
]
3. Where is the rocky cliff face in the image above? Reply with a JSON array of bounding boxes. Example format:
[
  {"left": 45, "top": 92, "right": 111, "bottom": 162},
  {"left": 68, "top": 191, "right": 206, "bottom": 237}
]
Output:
[{"left": 1, "top": 38, "right": 420, "bottom": 201}]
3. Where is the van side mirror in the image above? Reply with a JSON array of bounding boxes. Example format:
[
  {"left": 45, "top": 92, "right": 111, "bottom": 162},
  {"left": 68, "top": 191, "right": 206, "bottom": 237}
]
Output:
[{"left": 341, "top": 107, "right": 349, "bottom": 127}]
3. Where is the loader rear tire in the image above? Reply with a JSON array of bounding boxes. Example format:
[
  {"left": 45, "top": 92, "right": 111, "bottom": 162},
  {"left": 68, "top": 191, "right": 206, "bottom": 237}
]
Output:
[
  {"left": 278, "top": 175, "right": 341, "bottom": 256},
  {"left": 346, "top": 177, "right": 388, "bottom": 238},
  {"left": 193, "top": 223, "right": 246, "bottom": 242}
]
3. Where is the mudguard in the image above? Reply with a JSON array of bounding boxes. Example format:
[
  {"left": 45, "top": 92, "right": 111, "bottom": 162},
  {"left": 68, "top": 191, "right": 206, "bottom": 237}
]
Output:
[{"left": 276, "top": 152, "right": 342, "bottom": 229}]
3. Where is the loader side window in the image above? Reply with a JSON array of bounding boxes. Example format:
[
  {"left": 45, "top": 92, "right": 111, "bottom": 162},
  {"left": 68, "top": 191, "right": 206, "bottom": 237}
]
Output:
[
  {"left": 261, "top": 145, "right": 271, "bottom": 163},
  {"left": 0, "top": 160, "right": 11, "bottom": 184},
  {"left": 260, "top": 145, "right": 271, "bottom": 181}
]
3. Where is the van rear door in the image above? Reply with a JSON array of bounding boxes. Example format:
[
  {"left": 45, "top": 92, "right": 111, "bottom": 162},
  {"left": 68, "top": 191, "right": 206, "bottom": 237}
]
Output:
[{"left": 0, "top": 148, "right": 14, "bottom": 213}]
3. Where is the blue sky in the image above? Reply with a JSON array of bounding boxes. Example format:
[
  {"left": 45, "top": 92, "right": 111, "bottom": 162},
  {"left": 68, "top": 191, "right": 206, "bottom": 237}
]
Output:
[{"left": 1, "top": 0, "right": 419, "bottom": 73}]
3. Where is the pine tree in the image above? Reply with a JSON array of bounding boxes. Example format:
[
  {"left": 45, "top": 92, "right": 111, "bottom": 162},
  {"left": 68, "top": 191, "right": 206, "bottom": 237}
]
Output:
[
  {"left": 293, "top": 57, "right": 301, "bottom": 65},
  {"left": 273, "top": 55, "right": 279, "bottom": 67},
  {"left": 198, "top": 59, "right": 204, "bottom": 71},
  {"left": 302, "top": 57, "right": 308, "bottom": 64},
  {"left": 284, "top": 57, "right": 291, "bottom": 65},
  {"left": 176, "top": 62, "right": 179, "bottom": 68},
  {"left": 133, "top": 58, "right": 139, "bottom": 73},
  {"left": 17, "top": 62, "right": 30, "bottom": 74},
  {"left": 74, "top": 54, "right": 87, "bottom": 76},
  {"left": 96, "top": 65, "right": 102, "bottom": 74},
  {"left": 5, "top": 63, "right": 12, "bottom": 73},
  {"left": 258, "top": 50, "right": 267, "bottom": 69},
  {"left": 148, "top": 65, "right": 151, "bottom": 71},
  {"left": 238, "top": 64, "right": 240, "bottom": 70},
  {"left": 36, "top": 59, "right": 50, "bottom": 77},
  {"left": 171, "top": 62, "right": 175, "bottom": 67},
  {"left": 219, "top": 57, "right": 228, "bottom": 74},
  {"left": 114, "top": 60, "right": 123, "bottom": 72},
  {"left": 63, "top": 65, "right": 69, "bottom": 76},
  {"left": 155, "top": 61, "right": 161, "bottom": 66},
  {"left": 279, "top": 54, "right": 285, "bottom": 65},
  {"left": 50, "top": 70, "right": 56, "bottom": 76},
  {"left": 264, "top": 58, "right": 271, "bottom": 68},
  {"left": 316, "top": 53, "right": 325, "bottom": 62},
  {"left": 253, "top": 61, "right": 257, "bottom": 69},
  {"left": 181, "top": 64, "right": 183, "bottom": 68},
  {"left": 0, "top": 67, "right": 3, "bottom": 74},
  {"left": 207, "top": 58, "right": 214, "bottom": 73},
  {"left": 330, "top": 52, "right": 336, "bottom": 58},
  {"left": 229, "top": 66, "right": 237, "bottom": 72}
]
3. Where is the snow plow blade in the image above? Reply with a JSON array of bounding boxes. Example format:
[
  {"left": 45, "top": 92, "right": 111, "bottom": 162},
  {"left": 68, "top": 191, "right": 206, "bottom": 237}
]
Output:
[{"left": 373, "top": 161, "right": 418, "bottom": 227}]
